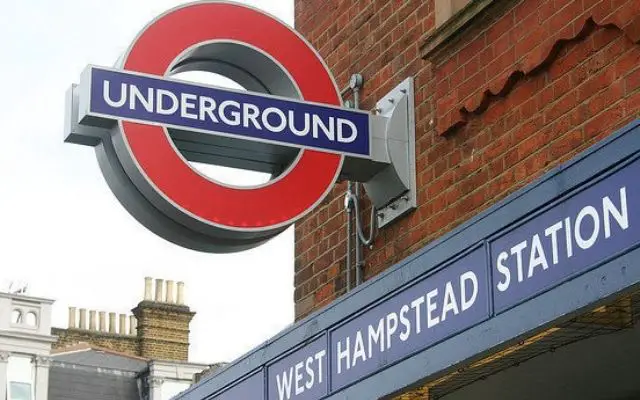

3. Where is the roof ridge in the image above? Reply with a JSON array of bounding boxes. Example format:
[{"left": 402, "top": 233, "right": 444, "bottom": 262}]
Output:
[{"left": 52, "top": 342, "right": 149, "bottom": 362}]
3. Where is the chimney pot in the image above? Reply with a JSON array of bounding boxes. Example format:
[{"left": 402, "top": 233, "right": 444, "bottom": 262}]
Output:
[
  {"left": 119, "top": 314, "right": 126, "bottom": 335},
  {"left": 166, "top": 280, "right": 175, "bottom": 303},
  {"left": 68, "top": 307, "right": 77, "bottom": 329},
  {"left": 144, "top": 277, "right": 153, "bottom": 301},
  {"left": 79, "top": 309, "right": 87, "bottom": 330},
  {"left": 109, "top": 312, "right": 116, "bottom": 333},
  {"left": 99, "top": 311, "right": 106, "bottom": 332},
  {"left": 89, "top": 310, "right": 97, "bottom": 331},
  {"left": 177, "top": 282, "right": 185, "bottom": 305},
  {"left": 155, "top": 279, "right": 164, "bottom": 302},
  {"left": 129, "top": 316, "right": 137, "bottom": 335}
]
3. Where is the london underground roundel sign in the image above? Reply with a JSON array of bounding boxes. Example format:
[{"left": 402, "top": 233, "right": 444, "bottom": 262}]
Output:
[{"left": 65, "top": 1, "right": 373, "bottom": 253}]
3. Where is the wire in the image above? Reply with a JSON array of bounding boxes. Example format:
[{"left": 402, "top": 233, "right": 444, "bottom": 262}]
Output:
[{"left": 346, "top": 191, "right": 376, "bottom": 247}]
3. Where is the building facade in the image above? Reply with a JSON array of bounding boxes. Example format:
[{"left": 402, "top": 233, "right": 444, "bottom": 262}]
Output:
[
  {"left": 0, "top": 278, "right": 214, "bottom": 400},
  {"left": 53, "top": 277, "right": 195, "bottom": 362},
  {"left": 293, "top": 0, "right": 640, "bottom": 319},
  {"left": 176, "top": 0, "right": 640, "bottom": 399}
]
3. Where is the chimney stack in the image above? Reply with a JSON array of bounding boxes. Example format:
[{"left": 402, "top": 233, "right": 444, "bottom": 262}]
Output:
[
  {"left": 134, "top": 277, "right": 194, "bottom": 361},
  {"left": 57, "top": 278, "right": 192, "bottom": 362},
  {"left": 99, "top": 311, "right": 106, "bottom": 332},
  {"left": 68, "top": 307, "right": 77, "bottom": 329},
  {"left": 109, "top": 312, "right": 116, "bottom": 333},
  {"left": 166, "top": 280, "right": 175, "bottom": 303},
  {"left": 177, "top": 281, "right": 185, "bottom": 305},
  {"left": 155, "top": 279, "right": 164, "bottom": 302},
  {"left": 79, "top": 309, "right": 87, "bottom": 330},
  {"left": 119, "top": 314, "right": 126, "bottom": 335},
  {"left": 144, "top": 277, "right": 153, "bottom": 301},
  {"left": 89, "top": 310, "right": 96, "bottom": 330}
]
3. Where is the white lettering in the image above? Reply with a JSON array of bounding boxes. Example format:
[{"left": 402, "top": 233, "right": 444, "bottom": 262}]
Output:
[
  {"left": 314, "top": 350, "right": 326, "bottom": 384},
  {"left": 496, "top": 251, "right": 510, "bottom": 292},
  {"left": 410, "top": 297, "right": 424, "bottom": 334},
  {"left": 312, "top": 115, "right": 335, "bottom": 141},
  {"left": 243, "top": 103, "right": 261, "bottom": 129},
  {"left": 304, "top": 356, "right": 314, "bottom": 390},
  {"left": 219, "top": 100, "right": 241, "bottom": 126},
  {"left": 337, "top": 118, "right": 357, "bottom": 143},
  {"left": 603, "top": 187, "right": 629, "bottom": 238},
  {"left": 336, "top": 337, "right": 349, "bottom": 374},
  {"left": 565, "top": 217, "right": 574, "bottom": 258},
  {"left": 575, "top": 205, "right": 600, "bottom": 249},
  {"left": 367, "top": 319, "right": 384, "bottom": 358},
  {"left": 511, "top": 241, "right": 528, "bottom": 283},
  {"left": 399, "top": 305, "right": 411, "bottom": 342},
  {"left": 460, "top": 271, "right": 478, "bottom": 310},
  {"left": 156, "top": 89, "right": 178, "bottom": 115},
  {"left": 544, "top": 221, "right": 563, "bottom": 265},
  {"left": 103, "top": 80, "right": 127, "bottom": 108},
  {"left": 528, "top": 234, "right": 549, "bottom": 278},
  {"left": 180, "top": 93, "right": 197, "bottom": 120},
  {"left": 426, "top": 288, "right": 439, "bottom": 328},
  {"left": 263, "top": 107, "right": 287, "bottom": 132},
  {"left": 385, "top": 312, "right": 398, "bottom": 350},
  {"left": 352, "top": 331, "right": 366, "bottom": 367},
  {"left": 198, "top": 96, "right": 218, "bottom": 123},
  {"left": 276, "top": 368, "right": 293, "bottom": 400},
  {"left": 129, "top": 85, "right": 153, "bottom": 112},
  {"left": 288, "top": 110, "right": 310, "bottom": 136},
  {"left": 441, "top": 282, "right": 459, "bottom": 322},
  {"left": 294, "top": 362, "right": 304, "bottom": 395}
]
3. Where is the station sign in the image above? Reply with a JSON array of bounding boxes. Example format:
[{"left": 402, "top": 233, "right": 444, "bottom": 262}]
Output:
[
  {"left": 64, "top": 1, "right": 374, "bottom": 252},
  {"left": 195, "top": 149, "right": 638, "bottom": 400},
  {"left": 490, "top": 157, "right": 637, "bottom": 312},
  {"left": 80, "top": 66, "right": 371, "bottom": 157}
]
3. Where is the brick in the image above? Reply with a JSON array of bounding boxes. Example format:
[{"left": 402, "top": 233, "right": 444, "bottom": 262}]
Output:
[
  {"left": 627, "top": 89, "right": 640, "bottom": 112},
  {"left": 549, "top": 129, "right": 584, "bottom": 159},
  {"left": 293, "top": 0, "right": 640, "bottom": 331},
  {"left": 626, "top": 66, "right": 640, "bottom": 92},
  {"left": 544, "top": 90, "right": 578, "bottom": 124},
  {"left": 548, "top": 1, "right": 583, "bottom": 34},
  {"left": 584, "top": 102, "right": 626, "bottom": 139}
]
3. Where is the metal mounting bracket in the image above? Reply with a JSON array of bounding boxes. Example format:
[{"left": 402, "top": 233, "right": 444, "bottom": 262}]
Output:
[
  {"left": 368, "top": 77, "right": 416, "bottom": 228},
  {"left": 340, "top": 77, "right": 417, "bottom": 228}
]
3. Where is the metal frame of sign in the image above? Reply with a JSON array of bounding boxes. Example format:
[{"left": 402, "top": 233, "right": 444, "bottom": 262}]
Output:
[
  {"left": 176, "top": 118, "right": 640, "bottom": 400},
  {"left": 64, "top": 1, "right": 418, "bottom": 253}
]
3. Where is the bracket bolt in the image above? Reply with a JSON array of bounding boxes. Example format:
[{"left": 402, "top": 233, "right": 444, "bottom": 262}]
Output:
[
  {"left": 388, "top": 98, "right": 395, "bottom": 104},
  {"left": 400, "top": 89, "right": 407, "bottom": 94}
]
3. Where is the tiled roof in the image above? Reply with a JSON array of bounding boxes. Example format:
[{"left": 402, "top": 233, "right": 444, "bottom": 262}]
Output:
[{"left": 49, "top": 346, "right": 149, "bottom": 400}]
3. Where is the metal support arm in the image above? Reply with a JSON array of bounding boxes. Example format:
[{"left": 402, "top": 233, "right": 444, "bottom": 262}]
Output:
[{"left": 340, "top": 77, "right": 417, "bottom": 228}]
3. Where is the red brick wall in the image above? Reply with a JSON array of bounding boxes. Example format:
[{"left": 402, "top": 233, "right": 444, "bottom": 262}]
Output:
[{"left": 293, "top": 0, "right": 640, "bottom": 320}]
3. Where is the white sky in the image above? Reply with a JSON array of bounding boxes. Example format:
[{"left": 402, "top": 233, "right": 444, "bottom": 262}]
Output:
[{"left": 0, "top": 0, "right": 295, "bottom": 365}]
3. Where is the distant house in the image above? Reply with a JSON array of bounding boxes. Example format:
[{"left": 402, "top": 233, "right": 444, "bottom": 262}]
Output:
[{"left": 0, "top": 278, "right": 223, "bottom": 400}]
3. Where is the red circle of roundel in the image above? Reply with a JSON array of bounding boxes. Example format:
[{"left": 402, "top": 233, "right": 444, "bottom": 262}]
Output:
[{"left": 120, "top": 2, "right": 342, "bottom": 230}]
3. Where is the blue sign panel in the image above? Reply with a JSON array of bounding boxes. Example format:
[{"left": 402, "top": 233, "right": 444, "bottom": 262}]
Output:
[
  {"left": 329, "top": 247, "right": 489, "bottom": 391},
  {"left": 267, "top": 336, "right": 328, "bottom": 400},
  {"left": 491, "top": 157, "right": 640, "bottom": 313},
  {"left": 211, "top": 371, "right": 264, "bottom": 400},
  {"left": 85, "top": 66, "right": 371, "bottom": 157}
]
